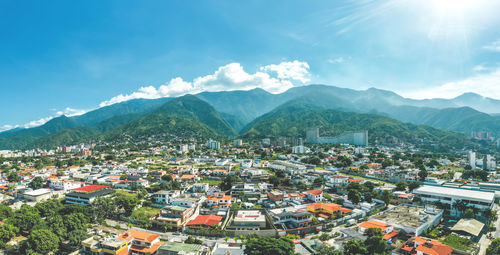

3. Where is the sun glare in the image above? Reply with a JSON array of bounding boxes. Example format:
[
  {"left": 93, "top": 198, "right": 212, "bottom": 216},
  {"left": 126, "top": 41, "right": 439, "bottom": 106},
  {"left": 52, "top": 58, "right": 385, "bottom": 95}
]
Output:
[{"left": 427, "top": 0, "right": 485, "bottom": 17}]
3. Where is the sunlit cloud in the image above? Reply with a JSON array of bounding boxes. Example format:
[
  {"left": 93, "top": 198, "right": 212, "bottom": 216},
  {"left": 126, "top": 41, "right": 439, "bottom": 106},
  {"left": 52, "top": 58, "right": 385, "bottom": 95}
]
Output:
[
  {"left": 99, "top": 60, "right": 310, "bottom": 107},
  {"left": 401, "top": 67, "right": 500, "bottom": 99},
  {"left": 483, "top": 39, "right": 500, "bottom": 52},
  {"left": 0, "top": 107, "right": 88, "bottom": 132}
]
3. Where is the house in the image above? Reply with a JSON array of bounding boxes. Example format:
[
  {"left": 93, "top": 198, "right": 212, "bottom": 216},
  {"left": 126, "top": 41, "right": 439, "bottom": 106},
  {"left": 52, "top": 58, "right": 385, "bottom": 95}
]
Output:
[
  {"left": 119, "top": 229, "right": 164, "bottom": 255},
  {"left": 401, "top": 237, "right": 453, "bottom": 255},
  {"left": 153, "top": 205, "right": 196, "bottom": 229},
  {"left": 158, "top": 242, "right": 205, "bottom": 255},
  {"left": 306, "top": 203, "right": 352, "bottom": 219},
  {"left": 151, "top": 190, "right": 180, "bottom": 206},
  {"left": 304, "top": 190, "right": 323, "bottom": 202},
  {"left": 186, "top": 214, "right": 223, "bottom": 228},
  {"left": 49, "top": 180, "right": 82, "bottom": 191},
  {"left": 229, "top": 210, "right": 267, "bottom": 231},
  {"left": 358, "top": 220, "right": 393, "bottom": 234}
]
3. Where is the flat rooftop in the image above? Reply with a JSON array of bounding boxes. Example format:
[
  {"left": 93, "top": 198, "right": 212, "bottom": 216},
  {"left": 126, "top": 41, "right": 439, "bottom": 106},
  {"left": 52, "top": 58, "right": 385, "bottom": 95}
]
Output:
[
  {"left": 372, "top": 205, "right": 441, "bottom": 229},
  {"left": 413, "top": 185, "right": 495, "bottom": 203},
  {"left": 234, "top": 210, "right": 265, "bottom": 223}
]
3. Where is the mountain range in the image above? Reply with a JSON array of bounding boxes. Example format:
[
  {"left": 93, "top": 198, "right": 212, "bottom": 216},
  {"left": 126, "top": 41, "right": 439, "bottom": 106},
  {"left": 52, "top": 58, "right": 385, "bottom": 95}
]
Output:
[{"left": 0, "top": 85, "right": 498, "bottom": 150}]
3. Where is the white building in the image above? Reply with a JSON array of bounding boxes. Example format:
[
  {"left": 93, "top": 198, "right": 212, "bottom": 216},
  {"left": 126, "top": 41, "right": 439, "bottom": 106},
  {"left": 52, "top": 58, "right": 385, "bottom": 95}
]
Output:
[
  {"left": 413, "top": 185, "right": 495, "bottom": 217},
  {"left": 483, "top": 155, "right": 496, "bottom": 171},
  {"left": 152, "top": 190, "right": 180, "bottom": 206},
  {"left": 206, "top": 139, "right": 221, "bottom": 150},
  {"left": 233, "top": 139, "right": 243, "bottom": 146},
  {"left": 178, "top": 144, "right": 189, "bottom": 153},
  {"left": 49, "top": 180, "right": 82, "bottom": 191},
  {"left": 468, "top": 150, "right": 476, "bottom": 169},
  {"left": 292, "top": 145, "right": 310, "bottom": 154}
]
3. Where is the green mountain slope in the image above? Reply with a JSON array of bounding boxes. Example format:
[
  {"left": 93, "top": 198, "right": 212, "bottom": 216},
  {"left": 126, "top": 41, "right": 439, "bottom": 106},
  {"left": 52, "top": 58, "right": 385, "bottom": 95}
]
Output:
[
  {"left": 153, "top": 95, "right": 236, "bottom": 136},
  {"left": 241, "top": 101, "right": 468, "bottom": 149}
]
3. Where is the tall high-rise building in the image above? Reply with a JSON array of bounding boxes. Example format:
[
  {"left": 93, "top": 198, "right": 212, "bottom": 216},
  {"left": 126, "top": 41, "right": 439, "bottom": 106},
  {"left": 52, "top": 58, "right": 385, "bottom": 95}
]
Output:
[
  {"left": 206, "top": 139, "right": 221, "bottom": 150},
  {"left": 483, "top": 155, "right": 496, "bottom": 171},
  {"left": 468, "top": 150, "right": 476, "bottom": 169}
]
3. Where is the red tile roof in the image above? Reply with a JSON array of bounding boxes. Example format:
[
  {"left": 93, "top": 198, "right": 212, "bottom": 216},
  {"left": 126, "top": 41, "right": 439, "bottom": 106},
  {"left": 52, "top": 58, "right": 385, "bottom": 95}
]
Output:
[
  {"left": 72, "top": 184, "right": 108, "bottom": 192},
  {"left": 186, "top": 214, "right": 223, "bottom": 226}
]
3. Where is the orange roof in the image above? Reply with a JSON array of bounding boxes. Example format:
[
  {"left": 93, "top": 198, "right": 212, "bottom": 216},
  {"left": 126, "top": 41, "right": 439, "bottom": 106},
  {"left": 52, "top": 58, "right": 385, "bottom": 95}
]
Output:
[
  {"left": 306, "top": 203, "right": 351, "bottom": 213},
  {"left": 187, "top": 214, "right": 223, "bottom": 226},
  {"left": 414, "top": 237, "right": 453, "bottom": 255},
  {"left": 304, "top": 190, "right": 322, "bottom": 196},
  {"left": 383, "top": 231, "right": 398, "bottom": 240},
  {"left": 348, "top": 178, "right": 364, "bottom": 182},
  {"left": 221, "top": 195, "right": 232, "bottom": 201},
  {"left": 119, "top": 229, "right": 160, "bottom": 243},
  {"left": 130, "top": 241, "right": 164, "bottom": 254},
  {"left": 181, "top": 174, "right": 196, "bottom": 179},
  {"left": 359, "top": 220, "right": 389, "bottom": 230}
]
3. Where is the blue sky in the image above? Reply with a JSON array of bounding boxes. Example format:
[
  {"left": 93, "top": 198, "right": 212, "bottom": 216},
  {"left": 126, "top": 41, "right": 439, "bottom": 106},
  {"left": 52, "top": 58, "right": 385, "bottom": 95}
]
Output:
[{"left": 1, "top": 0, "right": 500, "bottom": 130}]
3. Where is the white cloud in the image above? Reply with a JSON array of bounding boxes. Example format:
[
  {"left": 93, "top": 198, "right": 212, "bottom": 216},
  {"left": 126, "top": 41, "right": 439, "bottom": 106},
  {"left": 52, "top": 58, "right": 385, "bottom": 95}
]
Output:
[
  {"left": 472, "top": 65, "right": 487, "bottom": 72},
  {"left": 483, "top": 40, "right": 500, "bottom": 52},
  {"left": 260, "top": 60, "right": 310, "bottom": 83},
  {"left": 401, "top": 67, "right": 500, "bottom": 99},
  {"left": 1, "top": 61, "right": 310, "bottom": 132},
  {"left": 328, "top": 57, "right": 344, "bottom": 64},
  {"left": 100, "top": 60, "right": 310, "bottom": 107},
  {"left": 0, "top": 107, "right": 88, "bottom": 132}
]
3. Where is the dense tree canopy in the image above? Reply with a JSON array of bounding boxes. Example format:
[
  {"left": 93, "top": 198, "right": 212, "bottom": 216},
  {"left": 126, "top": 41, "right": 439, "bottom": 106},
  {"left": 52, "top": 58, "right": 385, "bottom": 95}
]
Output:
[{"left": 244, "top": 236, "right": 295, "bottom": 255}]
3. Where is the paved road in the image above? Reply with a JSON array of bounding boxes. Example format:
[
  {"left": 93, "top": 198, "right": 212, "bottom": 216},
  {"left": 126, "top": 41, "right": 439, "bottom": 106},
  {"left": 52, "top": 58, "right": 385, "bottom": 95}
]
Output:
[{"left": 478, "top": 204, "right": 500, "bottom": 255}]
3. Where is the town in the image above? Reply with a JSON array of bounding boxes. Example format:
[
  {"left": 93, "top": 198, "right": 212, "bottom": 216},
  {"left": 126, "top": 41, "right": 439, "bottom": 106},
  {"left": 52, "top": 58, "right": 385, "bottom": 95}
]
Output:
[{"left": 0, "top": 135, "right": 499, "bottom": 255}]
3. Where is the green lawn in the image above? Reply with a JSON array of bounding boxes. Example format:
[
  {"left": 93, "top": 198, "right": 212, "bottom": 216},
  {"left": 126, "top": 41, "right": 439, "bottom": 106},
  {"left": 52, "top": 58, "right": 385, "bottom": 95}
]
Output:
[
  {"left": 115, "top": 189, "right": 137, "bottom": 198},
  {"left": 131, "top": 206, "right": 160, "bottom": 218},
  {"left": 340, "top": 173, "right": 390, "bottom": 184},
  {"left": 200, "top": 179, "right": 222, "bottom": 186},
  {"left": 441, "top": 234, "right": 475, "bottom": 252}
]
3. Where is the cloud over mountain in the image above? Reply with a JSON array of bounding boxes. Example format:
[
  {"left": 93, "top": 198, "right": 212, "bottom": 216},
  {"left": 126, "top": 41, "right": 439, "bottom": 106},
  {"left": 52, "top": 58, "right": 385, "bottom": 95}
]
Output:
[{"left": 99, "top": 60, "right": 310, "bottom": 107}]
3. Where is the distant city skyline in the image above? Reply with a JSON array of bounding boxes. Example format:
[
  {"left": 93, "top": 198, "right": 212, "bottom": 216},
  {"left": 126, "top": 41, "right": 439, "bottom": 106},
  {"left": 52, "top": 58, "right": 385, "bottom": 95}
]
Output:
[{"left": 1, "top": 0, "right": 500, "bottom": 130}]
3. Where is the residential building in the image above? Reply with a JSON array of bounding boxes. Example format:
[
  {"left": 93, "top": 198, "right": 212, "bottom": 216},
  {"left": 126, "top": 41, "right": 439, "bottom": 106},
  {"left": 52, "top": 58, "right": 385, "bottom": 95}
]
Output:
[
  {"left": 304, "top": 190, "right": 323, "bottom": 202},
  {"left": 158, "top": 242, "right": 204, "bottom": 255},
  {"left": 151, "top": 190, "right": 180, "bottom": 206}
]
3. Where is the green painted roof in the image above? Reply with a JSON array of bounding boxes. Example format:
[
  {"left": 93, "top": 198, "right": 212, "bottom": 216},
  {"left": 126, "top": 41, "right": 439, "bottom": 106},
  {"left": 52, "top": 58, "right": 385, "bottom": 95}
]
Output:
[{"left": 159, "top": 242, "right": 203, "bottom": 252}]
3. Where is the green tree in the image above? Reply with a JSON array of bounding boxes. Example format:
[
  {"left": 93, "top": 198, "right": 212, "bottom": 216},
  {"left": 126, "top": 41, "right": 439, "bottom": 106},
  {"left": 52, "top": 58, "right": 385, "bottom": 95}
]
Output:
[
  {"left": 29, "top": 176, "right": 44, "bottom": 189},
  {"left": 394, "top": 181, "right": 407, "bottom": 191},
  {"left": 244, "top": 236, "right": 295, "bottom": 255},
  {"left": 7, "top": 171, "right": 20, "bottom": 182},
  {"left": 220, "top": 175, "right": 240, "bottom": 191},
  {"left": 314, "top": 177, "right": 324, "bottom": 187},
  {"left": 314, "top": 245, "right": 343, "bottom": 255},
  {"left": 382, "top": 190, "right": 391, "bottom": 207},
  {"left": 343, "top": 239, "right": 367, "bottom": 255},
  {"left": 463, "top": 208, "right": 474, "bottom": 218},
  {"left": 0, "top": 204, "right": 13, "bottom": 220},
  {"left": 35, "top": 199, "right": 63, "bottom": 218},
  {"left": 8, "top": 204, "right": 42, "bottom": 232},
  {"left": 67, "top": 229, "right": 89, "bottom": 247},
  {"left": 115, "top": 194, "right": 140, "bottom": 216},
  {"left": 161, "top": 174, "right": 173, "bottom": 182},
  {"left": 487, "top": 238, "right": 500, "bottom": 255},
  {"left": 0, "top": 224, "right": 18, "bottom": 248},
  {"left": 408, "top": 181, "right": 421, "bottom": 192},
  {"left": 90, "top": 197, "right": 117, "bottom": 221},
  {"left": 348, "top": 190, "right": 362, "bottom": 204},
  {"left": 185, "top": 236, "right": 203, "bottom": 244},
  {"left": 418, "top": 169, "right": 428, "bottom": 181},
  {"left": 25, "top": 229, "right": 60, "bottom": 255}
]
